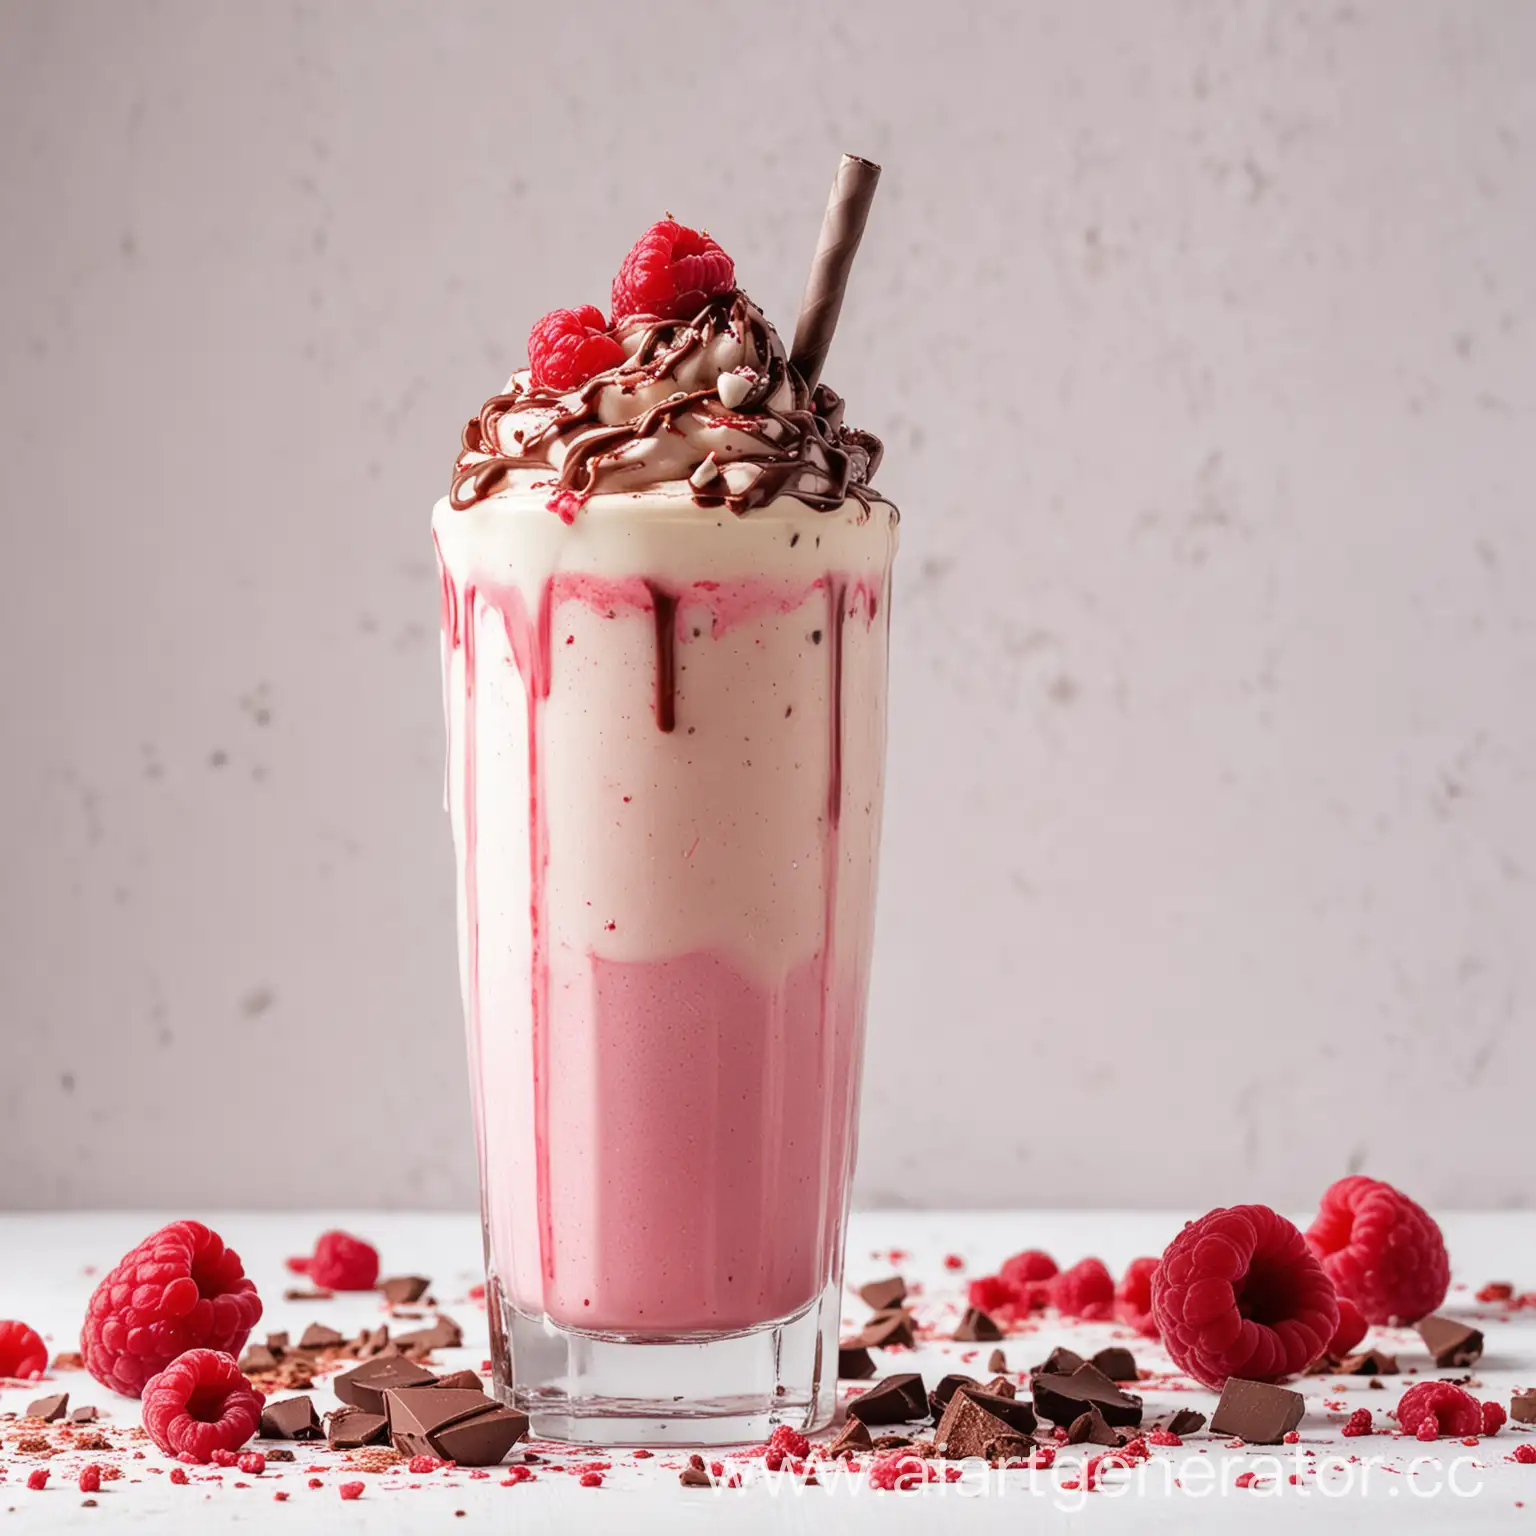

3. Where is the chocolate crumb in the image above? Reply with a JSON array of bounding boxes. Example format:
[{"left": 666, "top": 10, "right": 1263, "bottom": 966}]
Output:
[
  {"left": 1416, "top": 1315, "right": 1484, "bottom": 1369},
  {"left": 986, "top": 1348, "right": 1008, "bottom": 1374},
  {"left": 952, "top": 1306, "right": 1002, "bottom": 1342}
]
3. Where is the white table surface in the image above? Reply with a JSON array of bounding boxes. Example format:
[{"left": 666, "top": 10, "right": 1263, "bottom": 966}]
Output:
[{"left": 1, "top": 1210, "right": 1533, "bottom": 1531}]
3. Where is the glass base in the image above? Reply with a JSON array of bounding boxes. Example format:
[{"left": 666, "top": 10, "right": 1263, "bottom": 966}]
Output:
[{"left": 486, "top": 1275, "right": 840, "bottom": 1446}]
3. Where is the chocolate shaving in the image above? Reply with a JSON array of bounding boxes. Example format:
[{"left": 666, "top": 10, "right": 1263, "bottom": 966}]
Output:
[
  {"left": 857, "top": 1276, "right": 907, "bottom": 1311},
  {"left": 1416, "top": 1315, "right": 1484, "bottom": 1368},
  {"left": 1210, "top": 1378, "right": 1305, "bottom": 1444},
  {"left": 952, "top": 1306, "right": 1002, "bottom": 1342},
  {"left": 846, "top": 1373, "right": 928, "bottom": 1426}
]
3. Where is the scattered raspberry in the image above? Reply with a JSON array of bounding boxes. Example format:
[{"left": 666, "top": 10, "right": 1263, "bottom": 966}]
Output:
[
  {"left": 301, "top": 1230, "right": 379, "bottom": 1292},
  {"left": 610, "top": 220, "right": 735, "bottom": 322},
  {"left": 169, "top": 1467, "right": 189, "bottom": 1486},
  {"left": 579, "top": 1472, "right": 603, "bottom": 1487},
  {"left": 1282, "top": 1430, "right": 1301, "bottom": 1443},
  {"left": 943, "top": 1253, "right": 965, "bottom": 1271},
  {"left": 307, "top": 1478, "right": 323, "bottom": 1489},
  {"left": 526, "top": 306, "right": 626, "bottom": 392},
  {"left": 1030, "top": 1444, "right": 1056, "bottom": 1468},
  {"left": 1327, "top": 1295, "right": 1367, "bottom": 1358},
  {"left": 1235, "top": 1471, "right": 1262, "bottom": 1489},
  {"left": 867, "top": 1452, "right": 926, "bottom": 1492},
  {"left": 768, "top": 1425, "right": 810, "bottom": 1460},
  {"left": 1482, "top": 1401, "right": 1507, "bottom": 1437},
  {"left": 141, "top": 1348, "right": 265, "bottom": 1464},
  {"left": 1114, "top": 1257, "right": 1161, "bottom": 1338},
  {"left": 0, "top": 1319, "right": 48, "bottom": 1379},
  {"left": 1305, "top": 1176, "right": 1449, "bottom": 1325},
  {"left": 1052, "top": 1257, "right": 1116, "bottom": 1320},
  {"left": 238, "top": 1452, "right": 266, "bottom": 1475},
  {"left": 1342, "top": 1408, "right": 1373, "bottom": 1437},
  {"left": 408, "top": 1455, "right": 444, "bottom": 1474},
  {"left": 1477, "top": 1282, "right": 1514, "bottom": 1304},
  {"left": 82, "top": 1220, "right": 262, "bottom": 1396},
  {"left": 338, "top": 1481, "right": 365, "bottom": 1500},
  {"left": 999, "top": 1248, "right": 1058, "bottom": 1309},
  {"left": 1513, "top": 1444, "right": 1536, "bottom": 1465},
  {"left": 26, "top": 1468, "right": 49, "bottom": 1491},
  {"left": 1148, "top": 1428, "right": 1182, "bottom": 1447},
  {"left": 274, "top": 1491, "right": 289, "bottom": 1502},
  {"left": 1151, "top": 1204, "right": 1339, "bottom": 1389},
  {"left": 78, "top": 1466, "right": 102, "bottom": 1494},
  {"left": 1394, "top": 1380, "right": 1482, "bottom": 1441},
  {"left": 967, "top": 1274, "right": 1016, "bottom": 1318}
]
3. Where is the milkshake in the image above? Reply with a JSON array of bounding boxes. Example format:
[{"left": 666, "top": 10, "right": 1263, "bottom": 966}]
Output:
[{"left": 435, "top": 162, "right": 895, "bottom": 1442}]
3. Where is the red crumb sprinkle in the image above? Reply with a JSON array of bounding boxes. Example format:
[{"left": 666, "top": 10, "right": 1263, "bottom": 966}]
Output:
[
  {"left": 338, "top": 1480, "right": 365, "bottom": 1500},
  {"left": 408, "top": 1455, "right": 444, "bottom": 1475},
  {"left": 579, "top": 1471, "right": 604, "bottom": 1487},
  {"left": 169, "top": 1468, "right": 189, "bottom": 1486},
  {"left": 211, "top": 1449, "right": 238, "bottom": 1467},
  {"left": 307, "top": 1477, "right": 323, "bottom": 1489},
  {"left": 768, "top": 1425, "right": 810, "bottom": 1460},
  {"left": 632, "top": 1449, "right": 652, "bottom": 1459},
  {"left": 1342, "top": 1408, "right": 1373, "bottom": 1437},
  {"left": 943, "top": 1254, "right": 965, "bottom": 1271},
  {"left": 27, "top": 1469, "right": 49, "bottom": 1491},
  {"left": 238, "top": 1452, "right": 266, "bottom": 1476},
  {"left": 274, "top": 1491, "right": 289, "bottom": 1502},
  {"left": 1283, "top": 1430, "right": 1301, "bottom": 1444},
  {"left": 1477, "top": 1282, "right": 1515, "bottom": 1303},
  {"left": 1148, "top": 1428, "right": 1182, "bottom": 1447},
  {"left": 78, "top": 1466, "right": 102, "bottom": 1494},
  {"left": 1235, "top": 1472, "right": 1263, "bottom": 1489}
]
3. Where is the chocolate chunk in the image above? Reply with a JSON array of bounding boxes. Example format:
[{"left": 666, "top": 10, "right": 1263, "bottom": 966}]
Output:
[
  {"left": 260, "top": 1395, "right": 322, "bottom": 1441},
  {"left": 334, "top": 1355, "right": 438, "bottom": 1414},
  {"left": 379, "top": 1275, "right": 432, "bottom": 1306},
  {"left": 870, "top": 1433, "right": 914, "bottom": 1449},
  {"left": 838, "top": 1344, "right": 876, "bottom": 1381},
  {"left": 983, "top": 1433, "right": 1035, "bottom": 1465},
  {"left": 1510, "top": 1389, "right": 1536, "bottom": 1424},
  {"left": 956, "top": 1386, "right": 1036, "bottom": 1436},
  {"left": 266, "top": 1331, "right": 289, "bottom": 1353},
  {"left": 856, "top": 1308, "right": 917, "bottom": 1349},
  {"left": 1091, "top": 1347, "right": 1139, "bottom": 1382},
  {"left": 857, "top": 1276, "right": 907, "bottom": 1311},
  {"left": 987, "top": 1348, "right": 1008, "bottom": 1374},
  {"left": 846, "top": 1373, "right": 929, "bottom": 1426},
  {"left": 934, "top": 1391, "right": 1024, "bottom": 1460},
  {"left": 928, "top": 1373, "right": 978, "bottom": 1417},
  {"left": 981, "top": 1376, "right": 1016, "bottom": 1399},
  {"left": 240, "top": 1344, "right": 279, "bottom": 1373},
  {"left": 266, "top": 1448, "right": 296, "bottom": 1462},
  {"left": 1369, "top": 1378, "right": 1384, "bottom": 1390},
  {"left": 68, "top": 1406, "right": 98, "bottom": 1425},
  {"left": 827, "top": 1417, "right": 873, "bottom": 1457},
  {"left": 326, "top": 1407, "right": 388, "bottom": 1450},
  {"left": 1416, "top": 1316, "right": 1484, "bottom": 1369},
  {"left": 1210, "top": 1378, "right": 1305, "bottom": 1444},
  {"left": 952, "top": 1306, "right": 1002, "bottom": 1343},
  {"left": 386, "top": 1386, "right": 528, "bottom": 1468},
  {"left": 1031, "top": 1363, "right": 1143, "bottom": 1428},
  {"left": 1031, "top": 1345, "right": 1084, "bottom": 1376},
  {"left": 26, "top": 1394, "right": 67, "bottom": 1423},
  {"left": 434, "top": 1369, "right": 485, "bottom": 1393},
  {"left": 1066, "top": 1407, "right": 1125, "bottom": 1446},
  {"left": 394, "top": 1314, "right": 463, "bottom": 1354},
  {"left": 297, "top": 1323, "right": 345, "bottom": 1351},
  {"left": 355, "top": 1325, "right": 391, "bottom": 1359},
  {"left": 679, "top": 1464, "right": 713, "bottom": 1486},
  {"left": 1156, "top": 1407, "right": 1207, "bottom": 1435},
  {"left": 1337, "top": 1348, "right": 1399, "bottom": 1376}
]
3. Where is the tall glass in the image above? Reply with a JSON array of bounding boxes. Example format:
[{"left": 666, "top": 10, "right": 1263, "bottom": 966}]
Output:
[{"left": 434, "top": 489, "right": 896, "bottom": 1444}]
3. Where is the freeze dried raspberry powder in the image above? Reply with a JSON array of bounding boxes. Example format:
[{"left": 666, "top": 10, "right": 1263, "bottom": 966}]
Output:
[
  {"left": 0, "top": 1320, "right": 48, "bottom": 1379},
  {"left": 82, "top": 1220, "right": 262, "bottom": 1397},
  {"left": 1305, "top": 1176, "right": 1449, "bottom": 1325},
  {"left": 1151, "top": 1204, "right": 1339, "bottom": 1389}
]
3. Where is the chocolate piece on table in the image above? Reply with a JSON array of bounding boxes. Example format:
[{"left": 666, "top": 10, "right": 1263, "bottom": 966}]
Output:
[
  {"left": 679, "top": 1464, "right": 714, "bottom": 1486},
  {"left": 394, "top": 1315, "right": 464, "bottom": 1354},
  {"left": 1031, "top": 1363, "right": 1143, "bottom": 1428},
  {"left": 838, "top": 1343, "right": 877, "bottom": 1381},
  {"left": 1337, "top": 1348, "right": 1399, "bottom": 1376},
  {"left": 1210, "top": 1378, "right": 1305, "bottom": 1444},
  {"left": 266, "top": 1449, "right": 296, "bottom": 1462},
  {"left": 827, "top": 1417, "right": 873, "bottom": 1456},
  {"left": 981, "top": 1375, "right": 1016, "bottom": 1399},
  {"left": 1304, "top": 1353, "right": 1341, "bottom": 1376},
  {"left": 1031, "top": 1345, "right": 1084, "bottom": 1377},
  {"left": 260, "top": 1395, "right": 322, "bottom": 1441},
  {"left": 934, "top": 1391, "right": 1024, "bottom": 1460},
  {"left": 928, "top": 1373, "right": 978, "bottom": 1417},
  {"left": 857, "top": 1308, "right": 917, "bottom": 1350},
  {"left": 240, "top": 1344, "right": 280, "bottom": 1374},
  {"left": 327, "top": 1407, "right": 388, "bottom": 1450},
  {"left": 266, "top": 1331, "right": 289, "bottom": 1353},
  {"left": 386, "top": 1386, "right": 528, "bottom": 1468},
  {"left": 379, "top": 1275, "right": 432, "bottom": 1306},
  {"left": 1156, "top": 1407, "right": 1207, "bottom": 1435},
  {"left": 1510, "top": 1389, "right": 1536, "bottom": 1425},
  {"left": 857, "top": 1276, "right": 908, "bottom": 1312},
  {"left": 68, "top": 1406, "right": 99, "bottom": 1424},
  {"left": 1066, "top": 1407, "right": 1126, "bottom": 1446},
  {"left": 983, "top": 1433, "right": 1035, "bottom": 1465},
  {"left": 433, "top": 1369, "right": 485, "bottom": 1393},
  {"left": 952, "top": 1306, "right": 1002, "bottom": 1343},
  {"left": 870, "top": 1434, "right": 913, "bottom": 1450},
  {"left": 1091, "top": 1347, "right": 1139, "bottom": 1382},
  {"left": 1416, "top": 1316, "right": 1484, "bottom": 1369},
  {"left": 846, "top": 1373, "right": 929, "bottom": 1426},
  {"left": 986, "top": 1348, "right": 1008, "bottom": 1374},
  {"left": 297, "top": 1323, "right": 345, "bottom": 1351},
  {"left": 26, "top": 1394, "right": 67, "bottom": 1423},
  {"left": 334, "top": 1355, "right": 439, "bottom": 1415},
  {"left": 957, "top": 1386, "right": 1036, "bottom": 1436}
]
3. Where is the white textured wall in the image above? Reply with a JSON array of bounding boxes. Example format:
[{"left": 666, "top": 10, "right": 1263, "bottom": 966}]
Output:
[{"left": 2, "top": 0, "right": 1532, "bottom": 1212}]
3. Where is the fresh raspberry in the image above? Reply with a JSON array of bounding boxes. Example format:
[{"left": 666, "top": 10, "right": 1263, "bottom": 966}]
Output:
[
  {"left": 1327, "top": 1295, "right": 1367, "bottom": 1357},
  {"left": 1342, "top": 1407, "right": 1373, "bottom": 1437},
  {"left": 169, "top": 1467, "right": 189, "bottom": 1485},
  {"left": 78, "top": 1465, "right": 102, "bottom": 1493},
  {"left": 610, "top": 220, "right": 735, "bottom": 322},
  {"left": 1151, "top": 1204, "right": 1339, "bottom": 1389},
  {"left": 768, "top": 1425, "right": 810, "bottom": 1459},
  {"left": 0, "top": 1320, "right": 48, "bottom": 1379},
  {"left": 1051, "top": 1258, "right": 1116, "bottom": 1321},
  {"left": 339, "top": 1481, "right": 365, "bottom": 1499},
  {"left": 1305, "top": 1176, "right": 1449, "bottom": 1325},
  {"left": 1115, "top": 1257, "right": 1161, "bottom": 1338},
  {"left": 27, "top": 1468, "right": 48, "bottom": 1491},
  {"left": 999, "top": 1249, "right": 1058, "bottom": 1309},
  {"left": 82, "top": 1221, "right": 262, "bottom": 1397},
  {"left": 300, "top": 1229, "right": 379, "bottom": 1291},
  {"left": 1514, "top": 1444, "right": 1536, "bottom": 1465},
  {"left": 967, "top": 1274, "right": 1016, "bottom": 1317},
  {"left": 1481, "top": 1401, "right": 1507, "bottom": 1437},
  {"left": 527, "top": 306, "right": 626, "bottom": 392},
  {"left": 1394, "top": 1380, "right": 1482, "bottom": 1441},
  {"left": 141, "top": 1348, "right": 265, "bottom": 1464}
]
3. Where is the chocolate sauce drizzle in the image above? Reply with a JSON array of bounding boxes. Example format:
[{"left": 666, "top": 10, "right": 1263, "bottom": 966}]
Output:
[
  {"left": 645, "top": 582, "right": 678, "bottom": 733},
  {"left": 450, "top": 293, "right": 888, "bottom": 517}
]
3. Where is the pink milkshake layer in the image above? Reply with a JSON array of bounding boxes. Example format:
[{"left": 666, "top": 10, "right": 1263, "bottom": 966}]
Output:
[{"left": 435, "top": 493, "right": 896, "bottom": 1334}]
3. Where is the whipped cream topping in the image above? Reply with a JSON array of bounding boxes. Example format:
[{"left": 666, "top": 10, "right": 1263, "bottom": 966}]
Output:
[{"left": 451, "top": 293, "right": 887, "bottom": 515}]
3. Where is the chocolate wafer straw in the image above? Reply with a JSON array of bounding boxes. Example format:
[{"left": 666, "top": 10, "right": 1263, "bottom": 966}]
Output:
[{"left": 789, "top": 154, "right": 882, "bottom": 393}]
